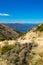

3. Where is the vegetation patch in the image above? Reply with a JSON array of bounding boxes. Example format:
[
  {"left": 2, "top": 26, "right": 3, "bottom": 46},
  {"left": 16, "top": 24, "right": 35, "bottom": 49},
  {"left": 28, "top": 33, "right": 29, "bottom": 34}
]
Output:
[{"left": 36, "top": 23, "right": 43, "bottom": 31}]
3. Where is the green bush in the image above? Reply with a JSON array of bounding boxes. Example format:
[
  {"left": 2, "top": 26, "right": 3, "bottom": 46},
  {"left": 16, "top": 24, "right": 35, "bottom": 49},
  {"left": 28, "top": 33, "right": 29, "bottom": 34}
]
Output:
[
  {"left": 1, "top": 44, "right": 15, "bottom": 54},
  {"left": 36, "top": 24, "right": 43, "bottom": 31},
  {"left": 0, "top": 36, "right": 5, "bottom": 41}
]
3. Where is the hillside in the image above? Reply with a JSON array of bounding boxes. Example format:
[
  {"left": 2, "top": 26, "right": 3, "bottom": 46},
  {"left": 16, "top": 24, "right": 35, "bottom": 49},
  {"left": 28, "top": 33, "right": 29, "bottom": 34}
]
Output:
[
  {"left": 0, "top": 23, "right": 43, "bottom": 65},
  {"left": 17, "top": 23, "right": 43, "bottom": 43},
  {"left": 36, "top": 23, "right": 43, "bottom": 31},
  {"left": 0, "top": 24, "right": 20, "bottom": 41}
]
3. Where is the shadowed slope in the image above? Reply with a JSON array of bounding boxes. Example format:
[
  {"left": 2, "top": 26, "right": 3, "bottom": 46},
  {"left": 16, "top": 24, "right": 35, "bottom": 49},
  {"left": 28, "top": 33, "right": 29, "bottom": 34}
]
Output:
[{"left": 0, "top": 24, "right": 19, "bottom": 40}]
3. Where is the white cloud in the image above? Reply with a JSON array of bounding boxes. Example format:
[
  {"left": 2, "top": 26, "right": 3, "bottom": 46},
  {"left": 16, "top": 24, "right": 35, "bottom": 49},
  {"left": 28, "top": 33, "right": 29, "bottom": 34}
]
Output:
[{"left": 0, "top": 13, "right": 10, "bottom": 16}]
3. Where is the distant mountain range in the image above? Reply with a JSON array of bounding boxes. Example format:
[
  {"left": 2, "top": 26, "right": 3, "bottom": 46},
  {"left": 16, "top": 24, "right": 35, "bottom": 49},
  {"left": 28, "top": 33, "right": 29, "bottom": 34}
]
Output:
[{"left": 4, "top": 23, "right": 38, "bottom": 32}]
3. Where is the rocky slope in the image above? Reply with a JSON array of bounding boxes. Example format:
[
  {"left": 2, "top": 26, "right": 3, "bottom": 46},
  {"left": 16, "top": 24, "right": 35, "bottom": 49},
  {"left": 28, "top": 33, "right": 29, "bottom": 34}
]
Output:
[{"left": 0, "top": 24, "right": 20, "bottom": 41}]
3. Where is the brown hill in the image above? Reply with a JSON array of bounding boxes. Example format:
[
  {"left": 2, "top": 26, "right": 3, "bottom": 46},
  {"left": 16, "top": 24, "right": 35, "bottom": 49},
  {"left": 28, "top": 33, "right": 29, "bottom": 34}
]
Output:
[{"left": 0, "top": 24, "right": 19, "bottom": 41}]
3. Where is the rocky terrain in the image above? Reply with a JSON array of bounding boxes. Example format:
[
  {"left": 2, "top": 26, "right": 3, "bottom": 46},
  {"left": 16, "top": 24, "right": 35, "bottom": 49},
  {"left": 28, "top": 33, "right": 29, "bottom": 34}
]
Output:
[{"left": 0, "top": 24, "right": 20, "bottom": 41}]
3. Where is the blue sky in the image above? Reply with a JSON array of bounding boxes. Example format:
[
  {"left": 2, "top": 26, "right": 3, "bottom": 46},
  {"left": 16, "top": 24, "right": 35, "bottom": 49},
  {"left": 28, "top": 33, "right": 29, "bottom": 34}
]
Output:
[{"left": 0, "top": 0, "right": 43, "bottom": 23}]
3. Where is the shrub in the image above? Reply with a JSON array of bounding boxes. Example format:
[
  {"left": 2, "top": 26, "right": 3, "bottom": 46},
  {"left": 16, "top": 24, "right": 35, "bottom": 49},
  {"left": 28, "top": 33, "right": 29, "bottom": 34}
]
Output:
[
  {"left": 1, "top": 44, "right": 15, "bottom": 54},
  {"left": 0, "top": 36, "right": 5, "bottom": 41}
]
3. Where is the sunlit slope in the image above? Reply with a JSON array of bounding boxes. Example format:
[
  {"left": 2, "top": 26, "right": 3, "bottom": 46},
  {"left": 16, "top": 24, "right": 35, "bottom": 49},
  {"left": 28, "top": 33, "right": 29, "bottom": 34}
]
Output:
[{"left": 17, "top": 23, "right": 43, "bottom": 44}]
